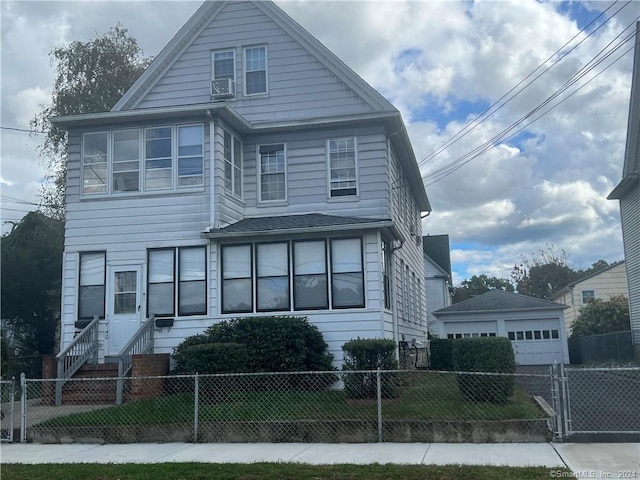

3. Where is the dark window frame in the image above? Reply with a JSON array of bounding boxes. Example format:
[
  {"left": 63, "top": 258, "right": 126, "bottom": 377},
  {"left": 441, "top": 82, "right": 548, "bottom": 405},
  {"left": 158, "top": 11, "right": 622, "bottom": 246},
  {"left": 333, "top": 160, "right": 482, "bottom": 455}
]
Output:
[{"left": 78, "top": 251, "right": 106, "bottom": 320}]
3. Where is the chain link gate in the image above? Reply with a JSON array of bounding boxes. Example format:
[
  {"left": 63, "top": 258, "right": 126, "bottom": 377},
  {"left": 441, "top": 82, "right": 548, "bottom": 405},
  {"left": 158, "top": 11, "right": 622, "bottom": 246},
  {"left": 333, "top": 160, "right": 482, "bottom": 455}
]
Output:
[{"left": 552, "top": 363, "right": 640, "bottom": 441}]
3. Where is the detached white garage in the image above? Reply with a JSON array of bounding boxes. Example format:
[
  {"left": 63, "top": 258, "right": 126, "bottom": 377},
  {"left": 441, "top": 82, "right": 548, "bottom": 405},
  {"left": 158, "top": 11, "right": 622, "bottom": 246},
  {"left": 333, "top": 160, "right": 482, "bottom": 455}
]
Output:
[{"left": 433, "top": 290, "right": 569, "bottom": 365}]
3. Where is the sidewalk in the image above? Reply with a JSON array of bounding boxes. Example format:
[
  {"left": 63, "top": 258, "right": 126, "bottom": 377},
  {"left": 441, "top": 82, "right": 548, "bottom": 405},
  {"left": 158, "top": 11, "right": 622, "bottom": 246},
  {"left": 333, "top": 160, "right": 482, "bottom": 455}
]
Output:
[{"left": 2, "top": 442, "right": 639, "bottom": 477}]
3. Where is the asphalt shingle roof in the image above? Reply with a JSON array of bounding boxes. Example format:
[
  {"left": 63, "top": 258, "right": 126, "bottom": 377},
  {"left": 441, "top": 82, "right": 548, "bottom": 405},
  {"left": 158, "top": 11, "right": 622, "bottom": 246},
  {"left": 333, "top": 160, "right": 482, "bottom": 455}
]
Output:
[
  {"left": 203, "top": 213, "right": 397, "bottom": 238},
  {"left": 433, "top": 289, "right": 567, "bottom": 316}
]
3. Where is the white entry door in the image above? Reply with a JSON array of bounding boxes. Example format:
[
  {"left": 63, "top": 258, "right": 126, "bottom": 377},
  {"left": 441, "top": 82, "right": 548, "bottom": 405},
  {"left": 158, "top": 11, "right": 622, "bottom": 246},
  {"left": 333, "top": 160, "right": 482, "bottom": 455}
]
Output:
[{"left": 107, "top": 265, "right": 142, "bottom": 356}]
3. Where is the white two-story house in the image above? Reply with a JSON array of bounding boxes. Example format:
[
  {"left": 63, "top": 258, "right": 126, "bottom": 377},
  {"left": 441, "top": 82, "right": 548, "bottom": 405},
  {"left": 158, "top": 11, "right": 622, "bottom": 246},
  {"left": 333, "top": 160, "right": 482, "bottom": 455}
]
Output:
[{"left": 51, "top": 0, "right": 431, "bottom": 373}]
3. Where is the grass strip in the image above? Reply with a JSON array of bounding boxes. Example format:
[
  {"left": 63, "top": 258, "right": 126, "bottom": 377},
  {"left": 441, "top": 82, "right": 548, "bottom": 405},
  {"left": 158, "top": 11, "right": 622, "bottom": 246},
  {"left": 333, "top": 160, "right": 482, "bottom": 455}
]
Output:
[{"left": 1, "top": 462, "right": 571, "bottom": 480}]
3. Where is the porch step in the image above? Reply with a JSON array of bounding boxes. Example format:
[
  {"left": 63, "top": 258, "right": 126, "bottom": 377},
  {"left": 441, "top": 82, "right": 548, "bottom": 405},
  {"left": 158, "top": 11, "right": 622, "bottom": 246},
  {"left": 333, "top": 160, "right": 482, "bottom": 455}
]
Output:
[{"left": 61, "top": 363, "right": 126, "bottom": 405}]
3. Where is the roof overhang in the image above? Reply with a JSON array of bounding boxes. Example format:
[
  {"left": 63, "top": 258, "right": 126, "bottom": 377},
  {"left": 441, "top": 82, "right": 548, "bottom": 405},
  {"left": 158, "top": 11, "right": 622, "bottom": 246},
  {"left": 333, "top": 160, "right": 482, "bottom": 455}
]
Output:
[
  {"left": 607, "top": 173, "right": 639, "bottom": 200},
  {"left": 432, "top": 305, "right": 569, "bottom": 318}
]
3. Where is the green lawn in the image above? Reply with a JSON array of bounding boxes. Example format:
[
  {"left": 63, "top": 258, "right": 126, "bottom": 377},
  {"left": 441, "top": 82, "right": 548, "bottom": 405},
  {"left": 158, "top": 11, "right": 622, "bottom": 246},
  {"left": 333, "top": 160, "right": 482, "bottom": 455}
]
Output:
[
  {"left": 39, "top": 372, "right": 544, "bottom": 427},
  {"left": 1, "top": 463, "right": 570, "bottom": 480}
]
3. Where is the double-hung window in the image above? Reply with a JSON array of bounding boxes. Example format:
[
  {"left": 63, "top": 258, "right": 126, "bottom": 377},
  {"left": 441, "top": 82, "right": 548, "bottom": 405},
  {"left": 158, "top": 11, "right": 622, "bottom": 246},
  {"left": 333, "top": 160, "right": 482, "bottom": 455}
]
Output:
[
  {"left": 221, "top": 245, "right": 252, "bottom": 313},
  {"left": 382, "top": 241, "right": 391, "bottom": 310},
  {"left": 113, "top": 129, "right": 140, "bottom": 192},
  {"left": 330, "top": 238, "right": 364, "bottom": 308},
  {"left": 244, "top": 45, "right": 267, "bottom": 95},
  {"left": 177, "top": 125, "right": 204, "bottom": 187},
  {"left": 256, "top": 243, "right": 290, "bottom": 311},
  {"left": 144, "top": 127, "right": 173, "bottom": 190},
  {"left": 212, "top": 50, "right": 235, "bottom": 82},
  {"left": 78, "top": 252, "right": 106, "bottom": 319},
  {"left": 223, "top": 129, "right": 242, "bottom": 197},
  {"left": 259, "top": 144, "right": 286, "bottom": 202},
  {"left": 293, "top": 241, "right": 328, "bottom": 310},
  {"left": 328, "top": 137, "right": 357, "bottom": 197},
  {"left": 148, "top": 247, "right": 207, "bottom": 317},
  {"left": 82, "top": 133, "right": 108, "bottom": 194},
  {"left": 582, "top": 290, "right": 595, "bottom": 304}
]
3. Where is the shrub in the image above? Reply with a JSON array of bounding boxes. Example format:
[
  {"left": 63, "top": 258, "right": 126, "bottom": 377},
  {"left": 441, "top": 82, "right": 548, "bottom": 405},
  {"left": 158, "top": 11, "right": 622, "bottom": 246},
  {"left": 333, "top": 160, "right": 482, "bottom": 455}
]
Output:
[
  {"left": 172, "top": 316, "right": 335, "bottom": 390},
  {"left": 452, "top": 337, "right": 516, "bottom": 404},
  {"left": 173, "top": 342, "right": 247, "bottom": 374},
  {"left": 342, "top": 338, "right": 398, "bottom": 399},
  {"left": 429, "top": 338, "right": 455, "bottom": 370}
]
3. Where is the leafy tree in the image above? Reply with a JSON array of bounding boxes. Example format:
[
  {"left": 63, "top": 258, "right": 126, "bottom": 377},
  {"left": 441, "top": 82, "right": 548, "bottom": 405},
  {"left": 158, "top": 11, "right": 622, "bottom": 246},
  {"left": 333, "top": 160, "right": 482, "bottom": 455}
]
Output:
[
  {"left": 570, "top": 296, "right": 631, "bottom": 338},
  {"left": 31, "top": 25, "right": 152, "bottom": 218},
  {"left": 512, "top": 245, "right": 578, "bottom": 299},
  {"left": 452, "top": 274, "right": 514, "bottom": 304},
  {"left": 576, "top": 260, "right": 611, "bottom": 277},
  {"left": 0, "top": 212, "right": 64, "bottom": 356}
]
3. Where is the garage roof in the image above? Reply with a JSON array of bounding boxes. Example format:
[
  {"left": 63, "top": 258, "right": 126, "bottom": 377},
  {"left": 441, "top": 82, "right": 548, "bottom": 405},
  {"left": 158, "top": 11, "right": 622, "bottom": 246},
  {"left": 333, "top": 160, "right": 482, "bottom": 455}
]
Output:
[{"left": 433, "top": 289, "right": 568, "bottom": 316}]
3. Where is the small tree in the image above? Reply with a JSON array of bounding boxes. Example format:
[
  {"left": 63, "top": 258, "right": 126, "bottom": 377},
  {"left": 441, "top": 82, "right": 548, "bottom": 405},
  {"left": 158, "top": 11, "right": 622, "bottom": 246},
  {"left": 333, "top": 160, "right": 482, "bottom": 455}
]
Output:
[
  {"left": 452, "top": 275, "right": 514, "bottom": 304},
  {"left": 570, "top": 296, "right": 630, "bottom": 338}
]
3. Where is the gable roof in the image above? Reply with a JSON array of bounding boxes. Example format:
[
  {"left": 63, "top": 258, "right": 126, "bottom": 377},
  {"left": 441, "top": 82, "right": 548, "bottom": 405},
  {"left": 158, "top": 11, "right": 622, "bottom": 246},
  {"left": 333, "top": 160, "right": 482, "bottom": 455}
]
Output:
[
  {"left": 423, "top": 234, "right": 452, "bottom": 280},
  {"left": 432, "top": 289, "right": 566, "bottom": 316},
  {"left": 551, "top": 260, "right": 625, "bottom": 299},
  {"left": 112, "top": 0, "right": 395, "bottom": 113},
  {"left": 201, "top": 213, "right": 403, "bottom": 240},
  {"left": 608, "top": 21, "right": 640, "bottom": 200}
]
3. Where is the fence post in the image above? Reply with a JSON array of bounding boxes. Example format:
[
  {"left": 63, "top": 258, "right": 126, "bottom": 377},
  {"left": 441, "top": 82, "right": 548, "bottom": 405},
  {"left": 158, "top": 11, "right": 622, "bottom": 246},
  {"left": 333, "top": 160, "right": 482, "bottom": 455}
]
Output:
[
  {"left": 550, "top": 363, "right": 563, "bottom": 440},
  {"left": 194, "top": 373, "right": 199, "bottom": 443},
  {"left": 376, "top": 368, "right": 382, "bottom": 443},
  {"left": 559, "top": 364, "right": 571, "bottom": 439},
  {"left": 19, "top": 373, "right": 26, "bottom": 443},
  {"left": 7, "top": 377, "right": 15, "bottom": 443}
]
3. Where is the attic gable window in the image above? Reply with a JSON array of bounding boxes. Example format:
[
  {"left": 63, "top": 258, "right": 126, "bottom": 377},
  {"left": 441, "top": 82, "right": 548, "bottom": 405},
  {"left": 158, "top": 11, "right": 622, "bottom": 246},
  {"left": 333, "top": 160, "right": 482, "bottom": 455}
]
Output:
[
  {"left": 212, "top": 50, "right": 235, "bottom": 82},
  {"left": 328, "top": 137, "right": 357, "bottom": 197},
  {"left": 244, "top": 46, "right": 267, "bottom": 95}
]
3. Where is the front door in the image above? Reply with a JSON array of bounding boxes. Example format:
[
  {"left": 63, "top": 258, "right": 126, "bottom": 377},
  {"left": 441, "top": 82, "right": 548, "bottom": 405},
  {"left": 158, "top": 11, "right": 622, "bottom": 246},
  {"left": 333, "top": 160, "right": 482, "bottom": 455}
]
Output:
[{"left": 107, "top": 265, "right": 142, "bottom": 356}]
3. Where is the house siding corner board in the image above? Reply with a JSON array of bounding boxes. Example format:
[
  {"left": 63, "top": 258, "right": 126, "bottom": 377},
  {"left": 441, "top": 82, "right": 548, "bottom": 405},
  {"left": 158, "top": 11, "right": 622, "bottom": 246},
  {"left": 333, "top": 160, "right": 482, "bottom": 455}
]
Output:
[
  {"left": 621, "top": 186, "right": 640, "bottom": 332},
  {"left": 135, "top": 1, "right": 373, "bottom": 120}
]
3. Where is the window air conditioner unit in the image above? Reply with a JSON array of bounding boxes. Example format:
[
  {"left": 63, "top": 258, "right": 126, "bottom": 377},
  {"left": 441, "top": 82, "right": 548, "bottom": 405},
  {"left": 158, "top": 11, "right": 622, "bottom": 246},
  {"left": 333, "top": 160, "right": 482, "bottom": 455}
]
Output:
[{"left": 211, "top": 78, "right": 235, "bottom": 99}]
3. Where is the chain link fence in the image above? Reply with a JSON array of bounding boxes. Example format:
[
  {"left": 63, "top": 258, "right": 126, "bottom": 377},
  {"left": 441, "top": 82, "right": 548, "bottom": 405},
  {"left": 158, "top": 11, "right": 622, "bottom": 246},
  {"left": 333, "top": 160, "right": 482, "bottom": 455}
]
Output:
[
  {"left": 16, "top": 369, "right": 555, "bottom": 444},
  {"left": 1, "top": 377, "right": 16, "bottom": 443}
]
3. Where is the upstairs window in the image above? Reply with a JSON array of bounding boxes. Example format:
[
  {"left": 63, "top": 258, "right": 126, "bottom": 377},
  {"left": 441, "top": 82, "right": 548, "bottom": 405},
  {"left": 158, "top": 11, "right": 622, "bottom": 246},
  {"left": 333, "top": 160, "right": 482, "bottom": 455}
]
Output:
[
  {"left": 223, "top": 129, "right": 242, "bottom": 198},
  {"left": 177, "top": 125, "right": 204, "bottom": 187},
  {"left": 259, "top": 144, "right": 286, "bottom": 202},
  {"left": 113, "top": 129, "right": 140, "bottom": 193},
  {"left": 78, "top": 252, "right": 106, "bottom": 320},
  {"left": 82, "top": 133, "right": 108, "bottom": 194},
  {"left": 244, "top": 46, "right": 267, "bottom": 95},
  {"left": 582, "top": 290, "right": 595, "bottom": 304},
  {"left": 144, "top": 126, "right": 172, "bottom": 190},
  {"left": 328, "top": 137, "right": 357, "bottom": 197},
  {"left": 212, "top": 50, "right": 235, "bottom": 82}
]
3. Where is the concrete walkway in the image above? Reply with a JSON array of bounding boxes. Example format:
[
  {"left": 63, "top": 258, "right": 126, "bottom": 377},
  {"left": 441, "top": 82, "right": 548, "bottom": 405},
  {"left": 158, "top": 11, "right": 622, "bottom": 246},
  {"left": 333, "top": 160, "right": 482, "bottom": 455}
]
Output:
[{"left": 1, "top": 442, "right": 639, "bottom": 478}]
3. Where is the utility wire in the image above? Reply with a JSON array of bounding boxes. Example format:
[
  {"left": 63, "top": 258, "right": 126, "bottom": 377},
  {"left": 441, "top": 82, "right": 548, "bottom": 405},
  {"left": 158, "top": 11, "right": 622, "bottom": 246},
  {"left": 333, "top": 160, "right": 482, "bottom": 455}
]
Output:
[
  {"left": 423, "top": 14, "right": 639, "bottom": 184},
  {"left": 417, "top": 0, "right": 630, "bottom": 169}
]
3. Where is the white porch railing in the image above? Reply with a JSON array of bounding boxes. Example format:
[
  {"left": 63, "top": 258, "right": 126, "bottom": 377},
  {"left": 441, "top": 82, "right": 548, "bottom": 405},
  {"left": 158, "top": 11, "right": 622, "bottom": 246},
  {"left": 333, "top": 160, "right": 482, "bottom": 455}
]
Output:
[
  {"left": 116, "top": 316, "right": 155, "bottom": 405},
  {"left": 55, "top": 315, "right": 100, "bottom": 406}
]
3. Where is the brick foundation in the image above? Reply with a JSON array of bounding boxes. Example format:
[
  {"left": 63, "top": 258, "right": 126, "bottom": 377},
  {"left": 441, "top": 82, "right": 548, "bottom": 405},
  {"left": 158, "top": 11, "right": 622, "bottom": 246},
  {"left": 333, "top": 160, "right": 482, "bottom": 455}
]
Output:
[{"left": 41, "top": 355, "right": 57, "bottom": 405}]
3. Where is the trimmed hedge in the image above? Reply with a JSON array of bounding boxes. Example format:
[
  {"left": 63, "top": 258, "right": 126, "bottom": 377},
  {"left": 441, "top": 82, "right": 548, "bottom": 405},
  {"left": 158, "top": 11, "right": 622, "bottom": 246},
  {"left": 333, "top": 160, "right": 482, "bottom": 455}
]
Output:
[
  {"left": 429, "top": 339, "right": 455, "bottom": 370},
  {"left": 342, "top": 338, "right": 399, "bottom": 399},
  {"left": 452, "top": 337, "right": 516, "bottom": 404}
]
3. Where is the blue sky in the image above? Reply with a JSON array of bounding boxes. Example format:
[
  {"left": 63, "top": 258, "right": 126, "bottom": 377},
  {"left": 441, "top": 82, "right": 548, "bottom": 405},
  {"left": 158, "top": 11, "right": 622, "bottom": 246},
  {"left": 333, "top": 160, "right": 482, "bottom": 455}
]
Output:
[{"left": 1, "top": 0, "right": 637, "bottom": 284}]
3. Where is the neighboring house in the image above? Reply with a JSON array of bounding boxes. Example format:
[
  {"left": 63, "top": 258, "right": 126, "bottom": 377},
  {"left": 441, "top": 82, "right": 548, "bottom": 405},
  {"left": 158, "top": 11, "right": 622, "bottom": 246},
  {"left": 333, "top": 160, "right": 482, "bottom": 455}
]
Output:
[
  {"left": 51, "top": 0, "right": 431, "bottom": 371},
  {"left": 608, "top": 21, "right": 640, "bottom": 350},
  {"left": 423, "top": 234, "right": 453, "bottom": 338},
  {"left": 552, "top": 261, "right": 628, "bottom": 335},
  {"left": 432, "top": 290, "right": 570, "bottom": 365}
]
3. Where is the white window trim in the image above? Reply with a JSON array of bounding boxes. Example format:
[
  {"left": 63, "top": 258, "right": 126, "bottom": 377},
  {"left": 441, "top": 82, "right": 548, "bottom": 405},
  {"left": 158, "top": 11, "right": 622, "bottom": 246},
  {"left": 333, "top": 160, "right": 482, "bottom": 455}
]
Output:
[
  {"left": 327, "top": 136, "right": 359, "bottom": 199},
  {"left": 257, "top": 143, "right": 287, "bottom": 204},
  {"left": 581, "top": 289, "right": 596, "bottom": 304},
  {"left": 211, "top": 49, "right": 236, "bottom": 86},
  {"left": 80, "top": 124, "right": 205, "bottom": 198},
  {"left": 222, "top": 128, "right": 243, "bottom": 199},
  {"left": 243, "top": 44, "right": 268, "bottom": 96}
]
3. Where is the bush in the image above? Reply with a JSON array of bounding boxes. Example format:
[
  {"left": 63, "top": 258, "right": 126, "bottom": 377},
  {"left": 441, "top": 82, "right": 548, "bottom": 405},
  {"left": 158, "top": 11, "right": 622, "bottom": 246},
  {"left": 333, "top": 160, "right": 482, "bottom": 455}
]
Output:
[
  {"left": 342, "top": 338, "right": 398, "bottom": 399},
  {"left": 172, "top": 316, "right": 335, "bottom": 391},
  {"left": 452, "top": 337, "right": 516, "bottom": 404},
  {"left": 173, "top": 342, "right": 247, "bottom": 374},
  {"left": 429, "top": 339, "right": 455, "bottom": 370}
]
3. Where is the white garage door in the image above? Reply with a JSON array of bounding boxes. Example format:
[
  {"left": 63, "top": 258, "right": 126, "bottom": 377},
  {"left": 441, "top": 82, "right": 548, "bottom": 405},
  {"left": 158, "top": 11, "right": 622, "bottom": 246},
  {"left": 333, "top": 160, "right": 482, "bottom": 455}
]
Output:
[
  {"left": 505, "top": 319, "right": 564, "bottom": 365},
  {"left": 444, "top": 321, "right": 498, "bottom": 339}
]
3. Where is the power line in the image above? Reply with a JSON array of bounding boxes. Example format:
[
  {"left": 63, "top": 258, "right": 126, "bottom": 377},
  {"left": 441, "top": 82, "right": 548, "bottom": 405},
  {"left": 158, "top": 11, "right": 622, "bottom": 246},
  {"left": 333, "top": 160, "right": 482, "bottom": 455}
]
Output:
[
  {"left": 422, "top": 10, "right": 639, "bottom": 185},
  {"left": 0, "top": 126, "right": 45, "bottom": 134}
]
